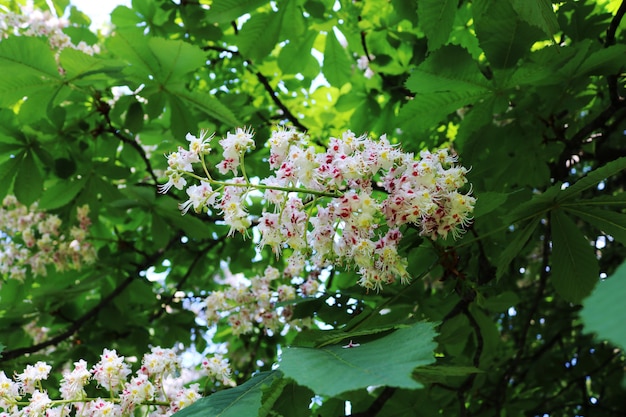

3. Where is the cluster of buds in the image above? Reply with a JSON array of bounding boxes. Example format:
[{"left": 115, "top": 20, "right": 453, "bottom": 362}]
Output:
[
  {"left": 0, "top": 346, "right": 232, "bottom": 417},
  {"left": 203, "top": 266, "right": 316, "bottom": 336},
  {"left": 0, "top": 4, "right": 99, "bottom": 55},
  {"left": 0, "top": 195, "right": 97, "bottom": 282},
  {"left": 160, "top": 127, "right": 475, "bottom": 291}
]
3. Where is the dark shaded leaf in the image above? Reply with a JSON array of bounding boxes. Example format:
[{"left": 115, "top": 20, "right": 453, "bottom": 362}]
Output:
[{"left": 550, "top": 209, "right": 599, "bottom": 303}]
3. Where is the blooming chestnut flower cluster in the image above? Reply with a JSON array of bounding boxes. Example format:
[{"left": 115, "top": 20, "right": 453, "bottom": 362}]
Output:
[
  {"left": 160, "top": 127, "right": 475, "bottom": 291},
  {"left": 0, "top": 195, "right": 96, "bottom": 282},
  {"left": 0, "top": 5, "right": 99, "bottom": 55},
  {"left": 0, "top": 346, "right": 232, "bottom": 417},
  {"left": 203, "top": 265, "right": 316, "bottom": 336}
]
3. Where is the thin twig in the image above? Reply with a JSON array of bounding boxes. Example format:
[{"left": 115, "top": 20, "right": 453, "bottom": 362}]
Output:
[
  {"left": 98, "top": 102, "right": 159, "bottom": 185},
  {"left": 254, "top": 71, "right": 309, "bottom": 132},
  {"left": 349, "top": 387, "right": 396, "bottom": 417}
]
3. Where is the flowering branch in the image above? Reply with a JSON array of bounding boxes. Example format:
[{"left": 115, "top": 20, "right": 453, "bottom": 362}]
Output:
[
  {"left": 0, "top": 347, "right": 233, "bottom": 416},
  {"left": 160, "top": 126, "right": 475, "bottom": 291}
]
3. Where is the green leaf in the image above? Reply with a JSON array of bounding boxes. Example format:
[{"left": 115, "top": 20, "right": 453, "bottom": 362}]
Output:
[
  {"left": 0, "top": 156, "right": 21, "bottom": 200},
  {"left": 473, "top": 0, "right": 543, "bottom": 68},
  {"left": 111, "top": 5, "right": 143, "bottom": 28},
  {"left": 550, "top": 209, "right": 599, "bottom": 303},
  {"left": 323, "top": 29, "right": 353, "bottom": 87},
  {"left": 173, "top": 371, "right": 282, "bottom": 417},
  {"left": 496, "top": 219, "right": 539, "bottom": 279},
  {"left": 59, "top": 48, "right": 122, "bottom": 83},
  {"left": 505, "top": 185, "right": 560, "bottom": 224},
  {"left": 206, "top": 0, "right": 269, "bottom": 24},
  {"left": 413, "top": 365, "right": 482, "bottom": 384},
  {"left": 557, "top": 157, "right": 626, "bottom": 202},
  {"left": 418, "top": 0, "right": 457, "bottom": 51},
  {"left": 237, "top": 11, "right": 283, "bottom": 62},
  {"left": 281, "top": 0, "right": 306, "bottom": 39},
  {"left": 405, "top": 46, "right": 491, "bottom": 94},
  {"left": 167, "top": 94, "right": 200, "bottom": 140},
  {"left": 169, "top": 89, "right": 240, "bottom": 127},
  {"left": 482, "top": 291, "right": 520, "bottom": 312},
  {"left": 581, "top": 261, "right": 626, "bottom": 350},
  {"left": 565, "top": 206, "right": 626, "bottom": 246},
  {"left": 38, "top": 177, "right": 87, "bottom": 210},
  {"left": 280, "top": 322, "right": 437, "bottom": 396},
  {"left": 0, "top": 37, "right": 62, "bottom": 107},
  {"left": 106, "top": 29, "right": 159, "bottom": 80},
  {"left": 473, "top": 191, "right": 508, "bottom": 218},
  {"left": 400, "top": 46, "right": 492, "bottom": 132},
  {"left": 574, "top": 44, "right": 626, "bottom": 76},
  {"left": 148, "top": 37, "right": 207, "bottom": 83},
  {"left": 151, "top": 212, "right": 171, "bottom": 248},
  {"left": 510, "top": 0, "right": 560, "bottom": 40},
  {"left": 292, "top": 323, "right": 403, "bottom": 348},
  {"left": 271, "top": 382, "right": 315, "bottom": 417},
  {"left": 585, "top": 193, "right": 626, "bottom": 206},
  {"left": 278, "top": 31, "right": 320, "bottom": 79},
  {"left": 14, "top": 151, "right": 44, "bottom": 206},
  {"left": 125, "top": 101, "right": 145, "bottom": 134}
]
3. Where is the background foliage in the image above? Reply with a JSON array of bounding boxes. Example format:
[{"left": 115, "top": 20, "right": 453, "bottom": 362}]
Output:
[{"left": 1, "top": 0, "right": 626, "bottom": 416}]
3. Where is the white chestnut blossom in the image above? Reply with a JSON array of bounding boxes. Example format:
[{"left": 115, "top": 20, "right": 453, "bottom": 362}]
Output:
[{"left": 160, "top": 126, "right": 476, "bottom": 291}]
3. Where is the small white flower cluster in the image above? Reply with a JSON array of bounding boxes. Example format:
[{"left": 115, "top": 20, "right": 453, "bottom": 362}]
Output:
[
  {"left": 0, "top": 4, "right": 99, "bottom": 55},
  {"left": 0, "top": 195, "right": 96, "bottom": 282},
  {"left": 204, "top": 266, "right": 315, "bottom": 336},
  {"left": 356, "top": 54, "right": 375, "bottom": 79},
  {"left": 0, "top": 347, "right": 229, "bottom": 417},
  {"left": 201, "top": 354, "right": 236, "bottom": 387},
  {"left": 160, "top": 127, "right": 475, "bottom": 291}
]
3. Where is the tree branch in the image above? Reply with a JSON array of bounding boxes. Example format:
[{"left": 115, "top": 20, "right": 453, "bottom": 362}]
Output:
[
  {"left": 254, "top": 71, "right": 309, "bottom": 132},
  {"left": 201, "top": 45, "right": 309, "bottom": 132},
  {"left": 349, "top": 387, "right": 396, "bottom": 417},
  {"left": 492, "top": 222, "right": 551, "bottom": 414},
  {"left": 0, "top": 235, "right": 180, "bottom": 362},
  {"left": 605, "top": 0, "right": 626, "bottom": 47},
  {"left": 0, "top": 275, "right": 136, "bottom": 361},
  {"left": 148, "top": 240, "right": 221, "bottom": 323},
  {"left": 565, "top": 1, "right": 626, "bottom": 150},
  {"left": 96, "top": 98, "right": 159, "bottom": 185}
]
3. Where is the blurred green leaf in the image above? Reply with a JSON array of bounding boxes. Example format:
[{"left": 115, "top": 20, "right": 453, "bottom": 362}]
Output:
[
  {"left": 323, "top": 30, "right": 353, "bottom": 87},
  {"left": 14, "top": 151, "right": 43, "bottom": 205},
  {"left": 206, "top": 0, "right": 268, "bottom": 24},
  {"left": 581, "top": 261, "right": 626, "bottom": 350},
  {"left": 0, "top": 37, "right": 62, "bottom": 107}
]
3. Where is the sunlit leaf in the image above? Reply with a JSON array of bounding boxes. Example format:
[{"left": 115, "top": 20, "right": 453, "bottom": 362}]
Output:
[
  {"left": 0, "top": 37, "right": 62, "bottom": 107},
  {"left": 323, "top": 30, "right": 353, "bottom": 87}
]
